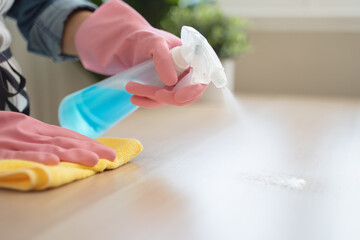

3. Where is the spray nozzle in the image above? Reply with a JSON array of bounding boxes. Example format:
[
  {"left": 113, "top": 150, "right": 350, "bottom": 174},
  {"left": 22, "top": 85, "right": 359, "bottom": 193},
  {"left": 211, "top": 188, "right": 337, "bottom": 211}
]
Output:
[{"left": 171, "top": 26, "right": 228, "bottom": 89}]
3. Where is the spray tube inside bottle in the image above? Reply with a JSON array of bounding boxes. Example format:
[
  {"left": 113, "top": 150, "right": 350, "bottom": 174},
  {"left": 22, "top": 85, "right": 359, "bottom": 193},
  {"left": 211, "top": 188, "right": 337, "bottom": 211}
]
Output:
[{"left": 58, "top": 26, "right": 227, "bottom": 138}]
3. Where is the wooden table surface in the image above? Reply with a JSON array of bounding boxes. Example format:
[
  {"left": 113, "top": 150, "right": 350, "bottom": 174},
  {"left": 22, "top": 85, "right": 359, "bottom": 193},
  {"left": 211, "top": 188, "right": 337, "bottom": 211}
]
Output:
[{"left": 1, "top": 94, "right": 360, "bottom": 240}]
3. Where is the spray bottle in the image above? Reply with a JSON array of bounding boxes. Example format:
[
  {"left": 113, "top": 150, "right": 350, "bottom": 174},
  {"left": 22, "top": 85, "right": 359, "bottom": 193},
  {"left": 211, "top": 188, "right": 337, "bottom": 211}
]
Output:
[{"left": 58, "top": 26, "right": 227, "bottom": 138}]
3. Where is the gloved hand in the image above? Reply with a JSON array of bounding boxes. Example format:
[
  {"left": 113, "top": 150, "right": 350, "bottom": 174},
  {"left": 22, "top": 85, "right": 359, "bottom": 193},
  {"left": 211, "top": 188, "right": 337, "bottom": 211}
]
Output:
[
  {"left": 0, "top": 111, "right": 116, "bottom": 166},
  {"left": 75, "top": 0, "right": 207, "bottom": 107}
]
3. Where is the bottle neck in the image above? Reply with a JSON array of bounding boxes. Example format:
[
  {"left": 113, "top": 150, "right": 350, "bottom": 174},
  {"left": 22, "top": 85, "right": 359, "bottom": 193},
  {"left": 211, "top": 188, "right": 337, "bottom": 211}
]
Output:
[{"left": 170, "top": 46, "right": 190, "bottom": 76}]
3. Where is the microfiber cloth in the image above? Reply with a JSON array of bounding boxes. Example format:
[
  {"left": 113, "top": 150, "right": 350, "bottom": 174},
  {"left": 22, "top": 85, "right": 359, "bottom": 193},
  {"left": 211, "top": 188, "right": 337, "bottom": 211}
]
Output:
[{"left": 0, "top": 138, "right": 143, "bottom": 191}]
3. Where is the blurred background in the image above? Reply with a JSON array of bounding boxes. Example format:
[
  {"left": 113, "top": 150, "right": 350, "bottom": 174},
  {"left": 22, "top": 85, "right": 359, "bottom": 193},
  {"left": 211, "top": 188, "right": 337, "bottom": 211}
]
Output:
[{"left": 6, "top": 0, "right": 360, "bottom": 124}]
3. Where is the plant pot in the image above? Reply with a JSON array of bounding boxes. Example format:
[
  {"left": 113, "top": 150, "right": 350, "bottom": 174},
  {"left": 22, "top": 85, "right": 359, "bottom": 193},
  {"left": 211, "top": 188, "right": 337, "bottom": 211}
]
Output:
[{"left": 200, "top": 58, "right": 236, "bottom": 102}]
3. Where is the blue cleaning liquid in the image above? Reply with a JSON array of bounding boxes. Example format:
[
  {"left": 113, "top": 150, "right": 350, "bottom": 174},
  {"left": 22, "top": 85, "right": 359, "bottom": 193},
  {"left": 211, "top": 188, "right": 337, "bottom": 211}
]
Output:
[
  {"left": 59, "top": 85, "right": 138, "bottom": 138},
  {"left": 59, "top": 59, "right": 167, "bottom": 138}
]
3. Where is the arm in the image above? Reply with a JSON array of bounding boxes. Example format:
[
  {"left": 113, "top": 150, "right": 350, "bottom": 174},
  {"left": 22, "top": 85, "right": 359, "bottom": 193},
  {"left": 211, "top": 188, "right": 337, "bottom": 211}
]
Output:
[
  {"left": 61, "top": 10, "right": 92, "bottom": 56},
  {"left": 7, "top": 0, "right": 97, "bottom": 61}
]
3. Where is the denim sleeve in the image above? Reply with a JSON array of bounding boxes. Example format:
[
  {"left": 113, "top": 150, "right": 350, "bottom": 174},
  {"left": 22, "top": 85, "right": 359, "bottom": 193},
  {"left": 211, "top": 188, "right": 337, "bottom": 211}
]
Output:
[{"left": 8, "top": 0, "right": 97, "bottom": 61}]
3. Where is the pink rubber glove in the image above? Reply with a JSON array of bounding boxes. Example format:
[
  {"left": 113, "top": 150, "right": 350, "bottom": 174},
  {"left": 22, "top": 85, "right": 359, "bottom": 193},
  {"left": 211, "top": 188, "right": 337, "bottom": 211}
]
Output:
[
  {"left": 75, "top": 0, "right": 180, "bottom": 85},
  {"left": 0, "top": 111, "right": 116, "bottom": 166},
  {"left": 75, "top": 0, "right": 207, "bottom": 108}
]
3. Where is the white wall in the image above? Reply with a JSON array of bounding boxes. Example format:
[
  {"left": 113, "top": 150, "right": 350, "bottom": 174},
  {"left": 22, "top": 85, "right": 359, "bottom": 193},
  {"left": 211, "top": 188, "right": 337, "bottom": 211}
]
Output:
[
  {"left": 235, "top": 31, "right": 360, "bottom": 96},
  {"left": 219, "top": 0, "right": 360, "bottom": 17},
  {"left": 218, "top": 0, "right": 360, "bottom": 97},
  {"left": 218, "top": 0, "right": 360, "bottom": 31}
]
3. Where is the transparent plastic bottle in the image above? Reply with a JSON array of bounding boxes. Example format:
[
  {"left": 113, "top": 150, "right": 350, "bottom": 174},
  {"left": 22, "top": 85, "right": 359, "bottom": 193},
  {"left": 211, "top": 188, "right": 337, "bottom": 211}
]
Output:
[
  {"left": 59, "top": 60, "right": 171, "bottom": 138},
  {"left": 58, "top": 26, "right": 227, "bottom": 138}
]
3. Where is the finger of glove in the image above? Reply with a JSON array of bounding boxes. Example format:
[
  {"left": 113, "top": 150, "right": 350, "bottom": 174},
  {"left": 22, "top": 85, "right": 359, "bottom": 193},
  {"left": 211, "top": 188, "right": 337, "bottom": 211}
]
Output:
[
  {"left": 34, "top": 121, "right": 97, "bottom": 141},
  {"left": 152, "top": 41, "right": 179, "bottom": 86},
  {"left": 0, "top": 149, "right": 60, "bottom": 165},
  {"left": 46, "top": 137, "right": 116, "bottom": 161},
  {"left": 126, "top": 82, "right": 160, "bottom": 98},
  {"left": 58, "top": 148, "right": 99, "bottom": 167},
  {"left": 154, "top": 84, "right": 206, "bottom": 106},
  {"left": 158, "top": 92, "right": 203, "bottom": 107},
  {"left": 174, "top": 84, "right": 208, "bottom": 103},
  {"left": 130, "top": 95, "right": 165, "bottom": 108},
  {"left": 158, "top": 29, "right": 182, "bottom": 49},
  {"left": 1, "top": 140, "right": 99, "bottom": 166},
  {"left": 126, "top": 80, "right": 205, "bottom": 107},
  {"left": 180, "top": 93, "right": 203, "bottom": 106}
]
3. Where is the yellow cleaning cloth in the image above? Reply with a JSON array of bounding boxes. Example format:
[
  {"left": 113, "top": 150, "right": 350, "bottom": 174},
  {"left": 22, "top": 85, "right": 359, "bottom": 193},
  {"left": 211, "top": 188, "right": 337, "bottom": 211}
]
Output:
[{"left": 0, "top": 138, "right": 143, "bottom": 191}]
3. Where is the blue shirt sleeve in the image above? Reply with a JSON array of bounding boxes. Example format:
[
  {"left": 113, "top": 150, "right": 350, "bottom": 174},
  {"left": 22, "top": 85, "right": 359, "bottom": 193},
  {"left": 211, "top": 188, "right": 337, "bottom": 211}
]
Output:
[{"left": 7, "top": 0, "right": 97, "bottom": 61}]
